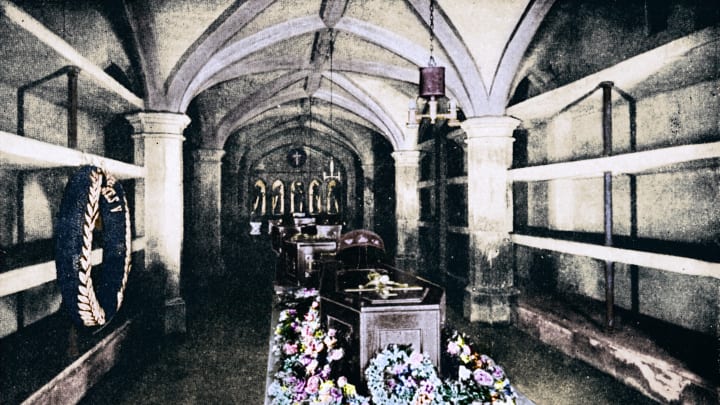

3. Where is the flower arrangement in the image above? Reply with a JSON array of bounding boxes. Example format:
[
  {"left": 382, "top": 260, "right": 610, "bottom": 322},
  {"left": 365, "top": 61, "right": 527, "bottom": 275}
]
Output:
[
  {"left": 439, "top": 330, "right": 517, "bottom": 405},
  {"left": 268, "top": 288, "right": 368, "bottom": 405},
  {"left": 364, "top": 344, "right": 445, "bottom": 405},
  {"left": 269, "top": 288, "right": 517, "bottom": 405}
]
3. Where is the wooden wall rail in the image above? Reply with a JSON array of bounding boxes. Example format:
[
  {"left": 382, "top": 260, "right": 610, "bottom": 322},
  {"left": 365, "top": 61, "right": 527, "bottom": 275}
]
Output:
[
  {"left": 0, "top": 131, "right": 146, "bottom": 179},
  {"left": 0, "top": 237, "right": 146, "bottom": 297},
  {"left": 508, "top": 141, "right": 720, "bottom": 182},
  {"left": 511, "top": 234, "right": 720, "bottom": 280}
]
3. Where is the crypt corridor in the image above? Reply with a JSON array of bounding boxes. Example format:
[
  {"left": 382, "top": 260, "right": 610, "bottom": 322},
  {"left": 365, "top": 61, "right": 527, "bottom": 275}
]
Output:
[{"left": 0, "top": 0, "right": 718, "bottom": 404}]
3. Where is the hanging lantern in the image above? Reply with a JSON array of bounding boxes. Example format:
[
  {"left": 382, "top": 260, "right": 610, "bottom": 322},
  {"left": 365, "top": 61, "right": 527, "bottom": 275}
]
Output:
[
  {"left": 406, "top": 0, "right": 458, "bottom": 126},
  {"left": 419, "top": 65, "right": 445, "bottom": 99}
]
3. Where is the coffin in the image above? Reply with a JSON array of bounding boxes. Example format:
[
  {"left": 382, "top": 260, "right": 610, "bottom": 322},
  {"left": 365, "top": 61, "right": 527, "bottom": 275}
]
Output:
[
  {"left": 282, "top": 236, "right": 337, "bottom": 286},
  {"left": 319, "top": 265, "right": 445, "bottom": 382}
]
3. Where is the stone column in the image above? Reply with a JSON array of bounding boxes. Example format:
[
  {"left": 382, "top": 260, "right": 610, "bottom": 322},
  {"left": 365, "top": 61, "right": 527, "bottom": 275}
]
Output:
[
  {"left": 126, "top": 112, "right": 190, "bottom": 334},
  {"left": 221, "top": 153, "right": 242, "bottom": 240},
  {"left": 462, "top": 116, "right": 520, "bottom": 324},
  {"left": 392, "top": 150, "right": 421, "bottom": 272},
  {"left": 361, "top": 163, "right": 375, "bottom": 230},
  {"left": 191, "top": 149, "right": 226, "bottom": 285}
]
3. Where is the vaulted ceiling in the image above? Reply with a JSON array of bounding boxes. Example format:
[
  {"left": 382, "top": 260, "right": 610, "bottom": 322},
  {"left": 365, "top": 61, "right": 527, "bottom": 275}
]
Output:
[
  {"left": 2, "top": 0, "right": 714, "bottom": 155},
  {"left": 121, "top": 0, "right": 554, "bottom": 152},
  {"left": 108, "top": 0, "right": 549, "bottom": 157}
]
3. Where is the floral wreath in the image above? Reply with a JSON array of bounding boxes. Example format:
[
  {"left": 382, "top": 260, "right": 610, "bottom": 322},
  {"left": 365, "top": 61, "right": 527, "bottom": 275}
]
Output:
[
  {"left": 364, "top": 344, "right": 444, "bottom": 405},
  {"left": 55, "top": 166, "right": 132, "bottom": 327}
]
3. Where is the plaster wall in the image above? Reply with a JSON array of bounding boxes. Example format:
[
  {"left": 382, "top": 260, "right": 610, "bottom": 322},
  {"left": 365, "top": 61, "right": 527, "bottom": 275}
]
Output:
[
  {"left": 0, "top": 79, "right": 120, "bottom": 339},
  {"left": 516, "top": 79, "right": 720, "bottom": 334}
]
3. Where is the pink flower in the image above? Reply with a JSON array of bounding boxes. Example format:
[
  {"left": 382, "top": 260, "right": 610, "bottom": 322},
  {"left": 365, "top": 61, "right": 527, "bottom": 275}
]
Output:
[
  {"left": 305, "top": 375, "right": 321, "bottom": 394},
  {"left": 306, "top": 359, "right": 319, "bottom": 374},
  {"left": 324, "top": 334, "right": 337, "bottom": 348},
  {"left": 283, "top": 343, "right": 298, "bottom": 355},
  {"left": 328, "top": 348, "right": 344, "bottom": 361},
  {"left": 447, "top": 341, "right": 461, "bottom": 355},
  {"left": 473, "top": 369, "right": 494, "bottom": 386},
  {"left": 409, "top": 351, "right": 424, "bottom": 367},
  {"left": 337, "top": 376, "right": 348, "bottom": 387}
]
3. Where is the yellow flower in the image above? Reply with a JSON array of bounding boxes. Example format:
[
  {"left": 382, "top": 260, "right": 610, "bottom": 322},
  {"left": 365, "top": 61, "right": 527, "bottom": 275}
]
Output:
[{"left": 343, "top": 383, "right": 357, "bottom": 396}]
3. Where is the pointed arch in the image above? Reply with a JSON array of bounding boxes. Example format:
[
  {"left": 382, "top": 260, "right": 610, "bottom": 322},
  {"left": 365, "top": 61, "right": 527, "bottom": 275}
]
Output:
[
  {"left": 489, "top": 0, "right": 556, "bottom": 112},
  {"left": 270, "top": 179, "right": 285, "bottom": 216}
]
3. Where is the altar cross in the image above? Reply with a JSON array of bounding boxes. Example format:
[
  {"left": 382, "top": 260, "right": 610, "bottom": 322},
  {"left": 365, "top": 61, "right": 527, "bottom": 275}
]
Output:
[{"left": 292, "top": 151, "right": 303, "bottom": 166}]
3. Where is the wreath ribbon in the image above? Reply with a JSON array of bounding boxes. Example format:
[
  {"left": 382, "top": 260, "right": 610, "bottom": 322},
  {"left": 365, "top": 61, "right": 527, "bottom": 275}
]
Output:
[{"left": 55, "top": 166, "right": 132, "bottom": 327}]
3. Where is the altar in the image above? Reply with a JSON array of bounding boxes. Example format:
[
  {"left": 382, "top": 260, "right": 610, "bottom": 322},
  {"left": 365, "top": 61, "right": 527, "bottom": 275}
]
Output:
[{"left": 319, "top": 266, "right": 446, "bottom": 380}]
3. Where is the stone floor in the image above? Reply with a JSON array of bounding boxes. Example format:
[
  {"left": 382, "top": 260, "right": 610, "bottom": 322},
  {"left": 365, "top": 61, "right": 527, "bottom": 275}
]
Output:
[{"left": 81, "top": 236, "right": 657, "bottom": 404}]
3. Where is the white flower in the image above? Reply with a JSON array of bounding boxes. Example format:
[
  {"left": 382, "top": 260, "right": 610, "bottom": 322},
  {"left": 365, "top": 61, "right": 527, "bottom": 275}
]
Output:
[{"left": 458, "top": 365, "right": 471, "bottom": 381}]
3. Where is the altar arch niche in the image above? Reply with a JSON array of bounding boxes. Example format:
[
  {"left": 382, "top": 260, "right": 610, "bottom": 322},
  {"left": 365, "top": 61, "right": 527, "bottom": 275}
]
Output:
[
  {"left": 308, "top": 179, "right": 322, "bottom": 214},
  {"left": 251, "top": 177, "right": 344, "bottom": 218},
  {"left": 251, "top": 179, "right": 267, "bottom": 216},
  {"left": 270, "top": 179, "right": 284, "bottom": 216},
  {"left": 247, "top": 146, "right": 348, "bottom": 222}
]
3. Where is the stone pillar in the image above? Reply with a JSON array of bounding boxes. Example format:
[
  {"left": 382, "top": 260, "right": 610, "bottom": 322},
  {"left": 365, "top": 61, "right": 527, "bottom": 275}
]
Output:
[
  {"left": 191, "top": 149, "right": 226, "bottom": 285},
  {"left": 392, "top": 150, "right": 421, "bottom": 272},
  {"left": 126, "top": 112, "right": 190, "bottom": 334},
  {"left": 361, "top": 163, "right": 375, "bottom": 230},
  {"left": 462, "top": 116, "right": 520, "bottom": 324},
  {"left": 221, "top": 153, "right": 242, "bottom": 240}
]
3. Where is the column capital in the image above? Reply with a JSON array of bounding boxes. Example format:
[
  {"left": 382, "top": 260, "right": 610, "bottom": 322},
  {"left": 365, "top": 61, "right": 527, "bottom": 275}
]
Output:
[
  {"left": 192, "top": 148, "right": 226, "bottom": 163},
  {"left": 391, "top": 150, "right": 421, "bottom": 167},
  {"left": 461, "top": 116, "right": 520, "bottom": 139},
  {"left": 125, "top": 112, "right": 191, "bottom": 136}
]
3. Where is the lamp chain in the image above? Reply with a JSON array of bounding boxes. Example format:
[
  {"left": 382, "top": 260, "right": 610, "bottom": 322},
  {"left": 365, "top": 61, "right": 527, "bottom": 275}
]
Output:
[
  {"left": 429, "top": 0, "right": 435, "bottom": 66},
  {"left": 329, "top": 28, "right": 334, "bottom": 130}
]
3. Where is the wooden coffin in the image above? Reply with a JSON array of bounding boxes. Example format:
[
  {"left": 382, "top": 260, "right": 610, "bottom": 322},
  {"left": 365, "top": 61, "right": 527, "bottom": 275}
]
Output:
[{"left": 319, "top": 266, "right": 446, "bottom": 381}]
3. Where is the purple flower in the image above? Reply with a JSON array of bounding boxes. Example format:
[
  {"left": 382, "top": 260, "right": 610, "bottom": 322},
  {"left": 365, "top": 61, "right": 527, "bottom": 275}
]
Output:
[
  {"left": 473, "top": 369, "right": 494, "bottom": 386},
  {"left": 320, "top": 364, "right": 332, "bottom": 378},
  {"left": 391, "top": 363, "right": 406, "bottom": 375},
  {"left": 291, "top": 378, "right": 306, "bottom": 393},
  {"left": 300, "top": 355, "right": 313, "bottom": 366},
  {"left": 447, "top": 341, "right": 461, "bottom": 355},
  {"left": 493, "top": 365, "right": 505, "bottom": 379}
]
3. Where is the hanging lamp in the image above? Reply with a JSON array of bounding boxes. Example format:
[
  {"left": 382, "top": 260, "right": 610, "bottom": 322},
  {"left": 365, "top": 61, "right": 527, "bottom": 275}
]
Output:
[{"left": 408, "top": 0, "right": 458, "bottom": 126}]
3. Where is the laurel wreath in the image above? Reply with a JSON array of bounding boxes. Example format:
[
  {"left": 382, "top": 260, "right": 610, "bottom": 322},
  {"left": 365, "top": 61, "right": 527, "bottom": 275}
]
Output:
[
  {"left": 75, "top": 168, "right": 132, "bottom": 326},
  {"left": 117, "top": 193, "right": 131, "bottom": 310}
]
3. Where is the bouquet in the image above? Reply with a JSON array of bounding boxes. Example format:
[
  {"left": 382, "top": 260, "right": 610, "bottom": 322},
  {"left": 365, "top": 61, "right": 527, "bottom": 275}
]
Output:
[
  {"left": 268, "top": 289, "right": 368, "bottom": 405},
  {"left": 439, "top": 330, "right": 517, "bottom": 404},
  {"left": 364, "top": 344, "right": 444, "bottom": 405}
]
